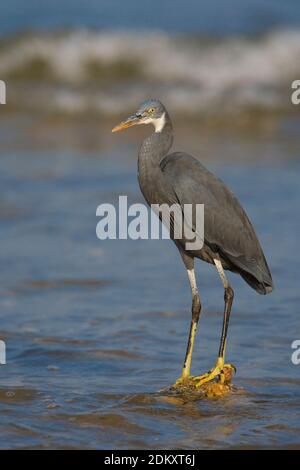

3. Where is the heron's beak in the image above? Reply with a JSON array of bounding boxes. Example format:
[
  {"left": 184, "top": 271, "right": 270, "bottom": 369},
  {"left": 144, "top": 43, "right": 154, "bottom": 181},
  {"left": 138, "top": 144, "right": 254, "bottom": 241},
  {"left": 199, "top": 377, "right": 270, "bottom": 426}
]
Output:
[{"left": 112, "top": 115, "right": 141, "bottom": 133}]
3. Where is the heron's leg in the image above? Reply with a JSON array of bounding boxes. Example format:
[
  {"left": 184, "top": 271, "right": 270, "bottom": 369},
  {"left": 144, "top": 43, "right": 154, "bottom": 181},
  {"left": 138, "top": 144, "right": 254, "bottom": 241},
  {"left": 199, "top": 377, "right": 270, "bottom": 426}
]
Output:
[
  {"left": 194, "top": 255, "right": 235, "bottom": 387},
  {"left": 181, "top": 267, "right": 201, "bottom": 379},
  {"left": 214, "top": 255, "right": 234, "bottom": 365}
]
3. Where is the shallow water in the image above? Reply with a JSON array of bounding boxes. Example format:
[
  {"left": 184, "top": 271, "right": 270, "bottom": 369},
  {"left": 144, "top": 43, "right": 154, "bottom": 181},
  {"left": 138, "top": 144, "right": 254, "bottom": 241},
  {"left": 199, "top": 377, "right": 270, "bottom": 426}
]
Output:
[{"left": 0, "top": 113, "right": 299, "bottom": 449}]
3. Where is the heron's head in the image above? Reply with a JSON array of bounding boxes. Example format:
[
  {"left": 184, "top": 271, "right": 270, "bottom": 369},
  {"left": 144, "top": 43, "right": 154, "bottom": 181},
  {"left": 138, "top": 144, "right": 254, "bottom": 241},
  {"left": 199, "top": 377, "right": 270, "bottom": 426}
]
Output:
[{"left": 112, "top": 99, "right": 167, "bottom": 133}]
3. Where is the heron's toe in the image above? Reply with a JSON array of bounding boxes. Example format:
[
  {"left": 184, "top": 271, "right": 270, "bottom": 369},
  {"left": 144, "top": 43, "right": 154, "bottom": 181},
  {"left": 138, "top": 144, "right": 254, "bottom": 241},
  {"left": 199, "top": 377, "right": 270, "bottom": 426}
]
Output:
[
  {"left": 193, "top": 362, "right": 236, "bottom": 388},
  {"left": 171, "top": 375, "right": 196, "bottom": 391}
]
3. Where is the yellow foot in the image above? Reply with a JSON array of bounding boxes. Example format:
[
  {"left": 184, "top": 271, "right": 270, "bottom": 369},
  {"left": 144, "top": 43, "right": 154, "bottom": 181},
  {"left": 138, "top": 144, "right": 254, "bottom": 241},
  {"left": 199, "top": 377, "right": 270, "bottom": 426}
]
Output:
[
  {"left": 192, "top": 358, "right": 236, "bottom": 387},
  {"left": 169, "top": 369, "right": 235, "bottom": 398},
  {"left": 172, "top": 375, "right": 192, "bottom": 388},
  {"left": 170, "top": 374, "right": 199, "bottom": 392},
  {"left": 171, "top": 360, "right": 236, "bottom": 392}
]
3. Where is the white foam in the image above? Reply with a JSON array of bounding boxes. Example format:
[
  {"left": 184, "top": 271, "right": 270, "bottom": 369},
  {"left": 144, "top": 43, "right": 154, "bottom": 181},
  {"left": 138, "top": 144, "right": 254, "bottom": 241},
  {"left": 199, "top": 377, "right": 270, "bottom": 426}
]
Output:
[{"left": 1, "top": 29, "right": 300, "bottom": 115}]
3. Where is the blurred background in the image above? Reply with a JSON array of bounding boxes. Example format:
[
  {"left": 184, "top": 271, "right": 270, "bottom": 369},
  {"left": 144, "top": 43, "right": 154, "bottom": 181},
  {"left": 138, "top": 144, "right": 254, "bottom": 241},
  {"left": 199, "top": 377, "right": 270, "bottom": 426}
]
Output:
[{"left": 0, "top": 0, "right": 300, "bottom": 450}]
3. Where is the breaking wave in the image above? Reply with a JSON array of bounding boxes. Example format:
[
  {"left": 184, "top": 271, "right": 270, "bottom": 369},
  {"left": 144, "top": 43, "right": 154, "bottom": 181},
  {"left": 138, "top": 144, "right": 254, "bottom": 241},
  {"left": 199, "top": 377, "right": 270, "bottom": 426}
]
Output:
[{"left": 1, "top": 29, "right": 300, "bottom": 115}]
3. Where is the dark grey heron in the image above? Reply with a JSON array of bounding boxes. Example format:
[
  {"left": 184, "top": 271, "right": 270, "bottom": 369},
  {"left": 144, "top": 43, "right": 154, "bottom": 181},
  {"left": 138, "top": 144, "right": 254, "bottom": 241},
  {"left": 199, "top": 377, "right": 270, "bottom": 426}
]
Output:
[{"left": 112, "top": 99, "right": 273, "bottom": 388}]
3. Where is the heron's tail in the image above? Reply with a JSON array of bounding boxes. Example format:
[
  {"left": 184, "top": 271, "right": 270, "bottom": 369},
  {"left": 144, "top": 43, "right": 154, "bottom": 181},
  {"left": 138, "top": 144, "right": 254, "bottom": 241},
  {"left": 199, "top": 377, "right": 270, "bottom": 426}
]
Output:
[
  {"left": 225, "top": 251, "right": 274, "bottom": 295},
  {"left": 240, "top": 270, "right": 273, "bottom": 295}
]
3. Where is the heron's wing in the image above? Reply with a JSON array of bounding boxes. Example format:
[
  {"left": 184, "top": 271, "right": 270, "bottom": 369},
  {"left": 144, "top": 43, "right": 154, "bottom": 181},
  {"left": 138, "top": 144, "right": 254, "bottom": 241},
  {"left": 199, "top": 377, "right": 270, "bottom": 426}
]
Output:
[{"left": 160, "top": 152, "right": 273, "bottom": 293}]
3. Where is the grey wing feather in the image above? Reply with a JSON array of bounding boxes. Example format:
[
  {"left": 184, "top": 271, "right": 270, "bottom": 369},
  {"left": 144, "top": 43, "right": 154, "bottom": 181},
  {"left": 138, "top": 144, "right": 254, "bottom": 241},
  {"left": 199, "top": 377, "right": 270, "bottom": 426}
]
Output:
[{"left": 160, "top": 152, "right": 273, "bottom": 294}]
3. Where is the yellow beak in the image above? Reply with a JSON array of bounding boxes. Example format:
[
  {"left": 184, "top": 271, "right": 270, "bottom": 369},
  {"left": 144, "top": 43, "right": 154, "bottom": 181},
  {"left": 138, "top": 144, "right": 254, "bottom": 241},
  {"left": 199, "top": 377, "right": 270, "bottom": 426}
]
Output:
[{"left": 112, "top": 115, "right": 140, "bottom": 133}]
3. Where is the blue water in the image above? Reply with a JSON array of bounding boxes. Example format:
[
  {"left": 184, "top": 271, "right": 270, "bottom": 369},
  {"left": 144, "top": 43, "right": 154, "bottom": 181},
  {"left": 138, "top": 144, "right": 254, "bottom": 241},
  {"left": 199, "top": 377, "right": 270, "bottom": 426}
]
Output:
[
  {"left": 0, "top": 115, "right": 299, "bottom": 448},
  {"left": 0, "top": 0, "right": 300, "bottom": 450},
  {"left": 1, "top": 0, "right": 300, "bottom": 36}
]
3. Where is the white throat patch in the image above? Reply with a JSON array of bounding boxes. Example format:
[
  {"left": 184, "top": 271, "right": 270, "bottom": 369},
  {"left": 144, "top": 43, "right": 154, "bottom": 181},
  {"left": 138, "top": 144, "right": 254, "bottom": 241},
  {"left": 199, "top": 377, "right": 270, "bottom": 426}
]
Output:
[
  {"left": 141, "top": 112, "right": 166, "bottom": 133},
  {"left": 153, "top": 112, "right": 166, "bottom": 133}
]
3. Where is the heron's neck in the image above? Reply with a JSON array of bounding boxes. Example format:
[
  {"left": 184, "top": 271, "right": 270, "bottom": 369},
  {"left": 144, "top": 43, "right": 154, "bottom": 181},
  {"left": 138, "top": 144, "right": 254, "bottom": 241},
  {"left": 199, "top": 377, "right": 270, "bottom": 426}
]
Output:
[{"left": 138, "top": 118, "right": 173, "bottom": 171}]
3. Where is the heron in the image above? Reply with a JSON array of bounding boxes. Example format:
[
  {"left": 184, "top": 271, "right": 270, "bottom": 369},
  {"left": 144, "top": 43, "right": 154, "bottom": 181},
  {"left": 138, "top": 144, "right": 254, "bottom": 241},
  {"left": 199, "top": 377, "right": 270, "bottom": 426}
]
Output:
[{"left": 112, "top": 99, "right": 273, "bottom": 388}]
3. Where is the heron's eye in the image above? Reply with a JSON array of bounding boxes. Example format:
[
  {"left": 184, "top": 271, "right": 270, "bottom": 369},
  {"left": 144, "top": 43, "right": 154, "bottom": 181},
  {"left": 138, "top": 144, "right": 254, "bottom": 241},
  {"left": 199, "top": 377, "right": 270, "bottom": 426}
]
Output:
[{"left": 148, "top": 107, "right": 155, "bottom": 114}]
